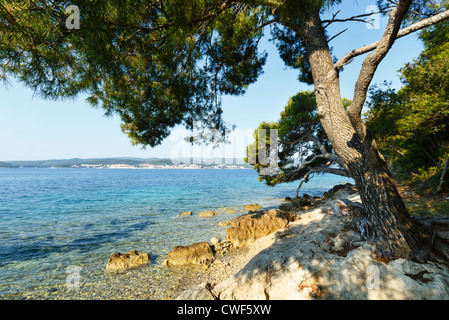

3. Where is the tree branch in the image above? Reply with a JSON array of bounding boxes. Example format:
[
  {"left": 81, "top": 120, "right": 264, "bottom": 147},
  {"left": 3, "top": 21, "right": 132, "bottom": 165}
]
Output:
[
  {"left": 280, "top": 137, "right": 305, "bottom": 146},
  {"left": 308, "top": 167, "right": 350, "bottom": 177},
  {"left": 286, "top": 151, "right": 347, "bottom": 182},
  {"left": 322, "top": 8, "right": 394, "bottom": 29},
  {"left": 294, "top": 166, "right": 350, "bottom": 197},
  {"left": 334, "top": 9, "right": 449, "bottom": 72},
  {"left": 327, "top": 28, "right": 348, "bottom": 43},
  {"left": 347, "top": 0, "right": 413, "bottom": 138}
]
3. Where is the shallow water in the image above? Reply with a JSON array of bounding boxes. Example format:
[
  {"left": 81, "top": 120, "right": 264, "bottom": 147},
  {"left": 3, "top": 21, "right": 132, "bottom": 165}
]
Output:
[{"left": 0, "top": 168, "right": 352, "bottom": 299}]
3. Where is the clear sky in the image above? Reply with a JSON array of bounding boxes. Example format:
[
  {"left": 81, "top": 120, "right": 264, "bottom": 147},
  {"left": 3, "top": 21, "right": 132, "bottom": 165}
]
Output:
[{"left": 0, "top": 1, "right": 425, "bottom": 161}]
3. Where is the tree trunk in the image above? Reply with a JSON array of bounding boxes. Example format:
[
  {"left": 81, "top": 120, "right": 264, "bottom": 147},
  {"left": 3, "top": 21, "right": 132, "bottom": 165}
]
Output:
[
  {"left": 347, "top": 136, "right": 433, "bottom": 261},
  {"left": 294, "top": 9, "right": 449, "bottom": 263}
]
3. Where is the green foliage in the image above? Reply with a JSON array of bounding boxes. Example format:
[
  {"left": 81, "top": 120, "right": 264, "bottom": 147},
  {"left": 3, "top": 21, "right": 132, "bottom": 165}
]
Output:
[
  {"left": 365, "top": 20, "right": 449, "bottom": 192},
  {"left": 0, "top": 0, "right": 271, "bottom": 147},
  {"left": 244, "top": 120, "right": 280, "bottom": 185},
  {"left": 245, "top": 91, "right": 336, "bottom": 187},
  {"left": 270, "top": 25, "right": 313, "bottom": 84}
]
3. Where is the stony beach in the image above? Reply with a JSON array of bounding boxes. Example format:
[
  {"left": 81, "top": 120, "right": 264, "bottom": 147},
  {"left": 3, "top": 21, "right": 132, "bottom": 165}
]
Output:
[{"left": 166, "top": 184, "right": 449, "bottom": 300}]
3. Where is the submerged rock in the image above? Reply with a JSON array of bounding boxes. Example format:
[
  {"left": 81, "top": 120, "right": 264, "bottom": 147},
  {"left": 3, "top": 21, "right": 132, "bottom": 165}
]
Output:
[
  {"left": 198, "top": 211, "right": 219, "bottom": 218},
  {"left": 218, "top": 220, "right": 231, "bottom": 227},
  {"left": 177, "top": 211, "right": 193, "bottom": 217},
  {"left": 165, "top": 242, "right": 214, "bottom": 267},
  {"left": 106, "top": 250, "right": 150, "bottom": 273}
]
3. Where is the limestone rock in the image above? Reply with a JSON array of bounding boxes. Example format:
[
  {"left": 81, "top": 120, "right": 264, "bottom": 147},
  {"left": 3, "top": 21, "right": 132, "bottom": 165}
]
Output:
[
  {"left": 331, "top": 199, "right": 372, "bottom": 241},
  {"left": 106, "top": 250, "right": 150, "bottom": 273},
  {"left": 226, "top": 209, "right": 298, "bottom": 248},
  {"left": 199, "top": 210, "right": 218, "bottom": 218},
  {"left": 218, "top": 220, "right": 231, "bottom": 227},
  {"left": 166, "top": 242, "right": 214, "bottom": 267},
  {"left": 291, "top": 195, "right": 312, "bottom": 208},
  {"left": 278, "top": 203, "right": 302, "bottom": 212},
  {"left": 177, "top": 211, "right": 192, "bottom": 217},
  {"left": 329, "top": 231, "right": 362, "bottom": 252},
  {"left": 243, "top": 204, "right": 262, "bottom": 212},
  {"left": 213, "top": 240, "right": 234, "bottom": 257},
  {"left": 321, "top": 183, "right": 358, "bottom": 202},
  {"left": 311, "top": 196, "right": 321, "bottom": 205}
]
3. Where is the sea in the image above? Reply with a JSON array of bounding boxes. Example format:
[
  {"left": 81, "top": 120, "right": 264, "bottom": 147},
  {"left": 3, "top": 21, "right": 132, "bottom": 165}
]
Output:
[{"left": 0, "top": 168, "right": 352, "bottom": 300}]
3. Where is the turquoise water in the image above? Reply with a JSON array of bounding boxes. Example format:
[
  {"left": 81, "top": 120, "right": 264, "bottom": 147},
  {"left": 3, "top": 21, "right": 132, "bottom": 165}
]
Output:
[{"left": 0, "top": 168, "right": 352, "bottom": 299}]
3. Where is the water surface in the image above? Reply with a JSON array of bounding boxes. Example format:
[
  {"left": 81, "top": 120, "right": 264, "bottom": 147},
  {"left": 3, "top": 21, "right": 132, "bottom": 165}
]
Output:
[{"left": 0, "top": 168, "right": 352, "bottom": 299}]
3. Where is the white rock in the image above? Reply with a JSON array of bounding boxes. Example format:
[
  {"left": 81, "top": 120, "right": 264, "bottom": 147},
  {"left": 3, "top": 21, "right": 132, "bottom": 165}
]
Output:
[
  {"left": 177, "top": 195, "right": 449, "bottom": 300},
  {"left": 210, "top": 237, "right": 220, "bottom": 246}
]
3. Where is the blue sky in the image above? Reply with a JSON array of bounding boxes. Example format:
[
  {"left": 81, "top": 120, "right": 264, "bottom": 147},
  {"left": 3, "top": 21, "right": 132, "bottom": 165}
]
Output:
[{"left": 0, "top": 1, "right": 425, "bottom": 161}]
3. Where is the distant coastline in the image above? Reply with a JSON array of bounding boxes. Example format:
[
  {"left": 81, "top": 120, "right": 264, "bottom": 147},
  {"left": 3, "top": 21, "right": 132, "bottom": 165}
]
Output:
[
  {"left": 72, "top": 163, "right": 249, "bottom": 169},
  {"left": 0, "top": 157, "right": 252, "bottom": 169}
]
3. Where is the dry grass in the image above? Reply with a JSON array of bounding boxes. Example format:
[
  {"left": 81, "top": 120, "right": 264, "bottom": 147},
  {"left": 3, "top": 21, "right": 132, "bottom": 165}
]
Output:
[{"left": 397, "top": 185, "right": 449, "bottom": 217}]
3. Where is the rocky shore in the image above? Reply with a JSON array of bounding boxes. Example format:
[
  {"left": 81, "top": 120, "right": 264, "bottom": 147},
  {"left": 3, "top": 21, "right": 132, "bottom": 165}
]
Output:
[
  {"left": 172, "top": 184, "right": 449, "bottom": 300},
  {"left": 104, "top": 183, "right": 449, "bottom": 300}
]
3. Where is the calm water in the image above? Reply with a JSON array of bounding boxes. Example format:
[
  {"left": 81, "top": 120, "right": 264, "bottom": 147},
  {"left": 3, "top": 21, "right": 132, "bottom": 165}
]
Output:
[{"left": 0, "top": 168, "right": 351, "bottom": 300}]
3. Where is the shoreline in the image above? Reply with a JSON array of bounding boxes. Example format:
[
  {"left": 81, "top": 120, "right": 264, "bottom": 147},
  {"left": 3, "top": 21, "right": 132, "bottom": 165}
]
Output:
[
  {"left": 171, "top": 184, "right": 449, "bottom": 300},
  {"left": 168, "top": 184, "right": 358, "bottom": 300}
]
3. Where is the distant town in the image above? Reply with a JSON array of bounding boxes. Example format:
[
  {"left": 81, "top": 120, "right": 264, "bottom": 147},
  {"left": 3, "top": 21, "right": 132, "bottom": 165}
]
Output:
[
  {"left": 0, "top": 157, "right": 252, "bottom": 169},
  {"left": 73, "top": 163, "right": 248, "bottom": 169}
]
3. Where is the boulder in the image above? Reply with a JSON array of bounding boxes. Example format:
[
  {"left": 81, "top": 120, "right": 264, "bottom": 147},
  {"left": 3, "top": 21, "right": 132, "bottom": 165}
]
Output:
[
  {"left": 198, "top": 210, "right": 218, "bottom": 218},
  {"left": 291, "top": 195, "right": 312, "bottom": 208},
  {"left": 226, "top": 209, "right": 298, "bottom": 248},
  {"left": 311, "top": 196, "right": 321, "bottom": 205},
  {"left": 331, "top": 199, "right": 372, "bottom": 241},
  {"left": 106, "top": 250, "right": 150, "bottom": 273},
  {"left": 278, "top": 203, "right": 304, "bottom": 212},
  {"left": 243, "top": 204, "right": 262, "bottom": 212},
  {"left": 165, "top": 242, "right": 214, "bottom": 267},
  {"left": 321, "top": 183, "right": 358, "bottom": 202},
  {"left": 210, "top": 237, "right": 220, "bottom": 246},
  {"left": 177, "top": 211, "right": 192, "bottom": 217},
  {"left": 218, "top": 220, "right": 231, "bottom": 227}
]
